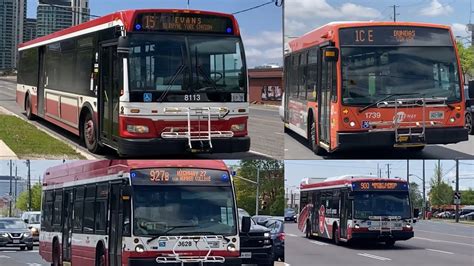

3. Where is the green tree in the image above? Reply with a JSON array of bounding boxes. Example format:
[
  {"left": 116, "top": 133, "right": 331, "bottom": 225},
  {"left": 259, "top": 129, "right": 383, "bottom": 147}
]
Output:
[
  {"left": 16, "top": 183, "right": 42, "bottom": 211},
  {"left": 409, "top": 182, "right": 423, "bottom": 209},
  {"left": 234, "top": 160, "right": 284, "bottom": 216},
  {"left": 429, "top": 182, "right": 454, "bottom": 206},
  {"left": 456, "top": 42, "right": 474, "bottom": 78},
  {"left": 461, "top": 189, "right": 474, "bottom": 205}
]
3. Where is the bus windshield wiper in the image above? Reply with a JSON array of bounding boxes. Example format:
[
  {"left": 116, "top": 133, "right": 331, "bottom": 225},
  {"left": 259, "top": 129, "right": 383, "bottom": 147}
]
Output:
[
  {"left": 157, "top": 64, "right": 188, "bottom": 102},
  {"left": 196, "top": 64, "right": 220, "bottom": 92},
  {"left": 146, "top": 225, "right": 197, "bottom": 244},
  {"left": 358, "top": 93, "right": 420, "bottom": 113}
]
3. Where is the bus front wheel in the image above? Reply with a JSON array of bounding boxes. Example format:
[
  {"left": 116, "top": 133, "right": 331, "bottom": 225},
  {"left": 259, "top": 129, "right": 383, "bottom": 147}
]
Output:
[
  {"left": 82, "top": 112, "right": 103, "bottom": 154},
  {"left": 52, "top": 240, "right": 61, "bottom": 266},
  {"left": 466, "top": 113, "right": 473, "bottom": 135},
  {"left": 25, "top": 94, "right": 35, "bottom": 120},
  {"left": 333, "top": 225, "right": 340, "bottom": 245},
  {"left": 309, "top": 118, "right": 326, "bottom": 156},
  {"left": 385, "top": 239, "right": 396, "bottom": 247},
  {"left": 95, "top": 246, "right": 106, "bottom": 266},
  {"left": 305, "top": 221, "right": 312, "bottom": 239}
]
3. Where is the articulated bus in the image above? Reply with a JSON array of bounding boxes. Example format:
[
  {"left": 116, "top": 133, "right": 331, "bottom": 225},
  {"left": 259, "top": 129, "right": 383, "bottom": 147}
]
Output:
[
  {"left": 39, "top": 160, "right": 250, "bottom": 266},
  {"left": 298, "top": 176, "right": 416, "bottom": 246},
  {"left": 17, "top": 9, "right": 250, "bottom": 156},
  {"left": 283, "top": 21, "right": 472, "bottom": 155}
]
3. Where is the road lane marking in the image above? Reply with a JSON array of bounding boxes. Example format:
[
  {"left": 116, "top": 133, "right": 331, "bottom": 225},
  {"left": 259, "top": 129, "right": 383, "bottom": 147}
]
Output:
[
  {"left": 416, "top": 229, "right": 474, "bottom": 239},
  {"left": 0, "top": 85, "right": 15, "bottom": 91},
  {"left": 0, "top": 254, "right": 11, "bottom": 258},
  {"left": 414, "top": 237, "right": 474, "bottom": 247},
  {"left": 357, "top": 253, "right": 391, "bottom": 261},
  {"left": 249, "top": 150, "right": 274, "bottom": 158},
  {"left": 1, "top": 251, "right": 16, "bottom": 253},
  {"left": 310, "top": 240, "right": 329, "bottom": 246},
  {"left": 286, "top": 233, "right": 298, "bottom": 237},
  {"left": 426, "top": 248, "right": 454, "bottom": 255},
  {"left": 26, "top": 263, "right": 43, "bottom": 266}
]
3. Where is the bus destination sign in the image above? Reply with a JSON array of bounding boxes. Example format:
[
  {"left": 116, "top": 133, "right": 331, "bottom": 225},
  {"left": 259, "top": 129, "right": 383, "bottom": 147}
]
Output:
[
  {"left": 353, "top": 181, "right": 408, "bottom": 191},
  {"left": 131, "top": 168, "right": 231, "bottom": 186},
  {"left": 339, "top": 26, "right": 453, "bottom": 46},
  {"left": 134, "top": 13, "right": 234, "bottom": 34}
]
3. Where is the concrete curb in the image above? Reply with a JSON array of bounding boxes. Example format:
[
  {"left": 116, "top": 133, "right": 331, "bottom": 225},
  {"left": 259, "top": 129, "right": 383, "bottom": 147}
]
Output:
[
  {"left": 0, "top": 140, "right": 18, "bottom": 159},
  {"left": 0, "top": 106, "right": 96, "bottom": 160}
]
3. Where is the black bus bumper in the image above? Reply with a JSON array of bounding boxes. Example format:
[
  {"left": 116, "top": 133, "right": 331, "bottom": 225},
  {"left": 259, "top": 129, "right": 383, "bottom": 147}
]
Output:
[
  {"left": 351, "top": 231, "right": 414, "bottom": 241},
  {"left": 337, "top": 127, "right": 467, "bottom": 150},
  {"left": 240, "top": 246, "right": 274, "bottom": 265},
  {"left": 116, "top": 136, "right": 250, "bottom": 156},
  {"left": 128, "top": 257, "right": 241, "bottom": 266}
]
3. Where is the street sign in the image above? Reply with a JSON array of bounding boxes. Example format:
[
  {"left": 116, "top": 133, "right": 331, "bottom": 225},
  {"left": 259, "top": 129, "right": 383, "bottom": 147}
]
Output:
[
  {"left": 454, "top": 192, "right": 461, "bottom": 204},
  {"left": 454, "top": 198, "right": 461, "bottom": 205}
]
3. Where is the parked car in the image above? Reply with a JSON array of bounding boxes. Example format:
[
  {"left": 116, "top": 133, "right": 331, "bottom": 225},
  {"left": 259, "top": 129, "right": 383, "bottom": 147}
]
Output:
[
  {"left": 238, "top": 210, "right": 273, "bottom": 266},
  {"left": 285, "top": 208, "right": 297, "bottom": 222},
  {"left": 252, "top": 215, "right": 272, "bottom": 226},
  {"left": 460, "top": 211, "right": 474, "bottom": 220},
  {"left": 435, "top": 211, "right": 453, "bottom": 218},
  {"left": 0, "top": 218, "right": 34, "bottom": 250},
  {"left": 265, "top": 218, "right": 285, "bottom": 262},
  {"left": 21, "top": 211, "right": 41, "bottom": 242}
]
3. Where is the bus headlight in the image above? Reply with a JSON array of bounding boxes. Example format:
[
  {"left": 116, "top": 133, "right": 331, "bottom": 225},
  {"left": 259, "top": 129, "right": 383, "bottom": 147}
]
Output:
[
  {"left": 127, "top": 125, "right": 149, "bottom": 134},
  {"left": 227, "top": 243, "right": 236, "bottom": 252},
  {"left": 449, "top": 117, "right": 455, "bottom": 123},
  {"left": 135, "top": 244, "right": 145, "bottom": 253},
  {"left": 264, "top": 232, "right": 270, "bottom": 238},
  {"left": 354, "top": 224, "right": 360, "bottom": 229},
  {"left": 231, "top": 124, "right": 246, "bottom": 132},
  {"left": 349, "top": 121, "right": 356, "bottom": 127}
]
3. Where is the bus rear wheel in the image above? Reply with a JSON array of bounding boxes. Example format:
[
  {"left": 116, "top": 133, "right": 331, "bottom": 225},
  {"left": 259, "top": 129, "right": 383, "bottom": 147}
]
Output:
[
  {"left": 305, "top": 221, "right": 312, "bottom": 239},
  {"left": 83, "top": 112, "right": 103, "bottom": 154},
  {"left": 466, "top": 113, "right": 473, "bottom": 135},
  {"left": 52, "top": 240, "right": 61, "bottom": 266},
  {"left": 25, "top": 94, "right": 35, "bottom": 120},
  {"left": 309, "top": 118, "right": 326, "bottom": 156},
  {"left": 333, "top": 225, "right": 340, "bottom": 245},
  {"left": 95, "top": 248, "right": 106, "bottom": 266}
]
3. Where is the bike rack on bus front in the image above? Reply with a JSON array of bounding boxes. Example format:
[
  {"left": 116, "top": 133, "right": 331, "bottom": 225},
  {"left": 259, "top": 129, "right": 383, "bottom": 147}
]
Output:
[
  {"left": 161, "top": 107, "right": 234, "bottom": 151},
  {"left": 155, "top": 235, "right": 226, "bottom": 265}
]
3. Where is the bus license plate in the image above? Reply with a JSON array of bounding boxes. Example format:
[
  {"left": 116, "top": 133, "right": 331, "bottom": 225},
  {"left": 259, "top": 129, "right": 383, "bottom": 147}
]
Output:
[
  {"left": 240, "top": 252, "right": 251, "bottom": 258},
  {"left": 13, "top": 240, "right": 20, "bottom": 244},
  {"left": 398, "top": 136, "right": 409, "bottom": 142}
]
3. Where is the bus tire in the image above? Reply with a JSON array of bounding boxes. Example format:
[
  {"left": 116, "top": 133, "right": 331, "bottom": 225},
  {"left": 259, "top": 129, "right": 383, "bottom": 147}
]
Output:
[
  {"left": 20, "top": 246, "right": 26, "bottom": 251},
  {"left": 466, "top": 112, "right": 473, "bottom": 135},
  {"left": 52, "top": 239, "right": 61, "bottom": 266},
  {"left": 309, "top": 116, "right": 326, "bottom": 156},
  {"left": 82, "top": 111, "right": 103, "bottom": 154},
  {"left": 305, "top": 221, "right": 312, "bottom": 239},
  {"left": 95, "top": 244, "right": 106, "bottom": 266},
  {"left": 385, "top": 239, "right": 396, "bottom": 247},
  {"left": 333, "top": 224, "right": 340, "bottom": 245},
  {"left": 25, "top": 94, "right": 35, "bottom": 120}
]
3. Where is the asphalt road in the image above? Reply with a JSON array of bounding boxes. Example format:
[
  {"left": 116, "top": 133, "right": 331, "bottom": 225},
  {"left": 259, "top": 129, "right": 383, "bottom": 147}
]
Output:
[
  {"left": 0, "top": 246, "right": 285, "bottom": 266},
  {"left": 285, "top": 128, "right": 474, "bottom": 159},
  {"left": 285, "top": 220, "right": 474, "bottom": 266},
  {"left": 0, "top": 78, "right": 283, "bottom": 159}
]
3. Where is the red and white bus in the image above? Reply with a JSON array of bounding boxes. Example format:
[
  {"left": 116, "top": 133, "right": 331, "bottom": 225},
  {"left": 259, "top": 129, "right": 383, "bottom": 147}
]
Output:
[
  {"left": 283, "top": 22, "right": 471, "bottom": 155},
  {"left": 17, "top": 9, "right": 250, "bottom": 156},
  {"left": 39, "top": 160, "right": 250, "bottom": 266},
  {"left": 298, "top": 175, "right": 416, "bottom": 246}
]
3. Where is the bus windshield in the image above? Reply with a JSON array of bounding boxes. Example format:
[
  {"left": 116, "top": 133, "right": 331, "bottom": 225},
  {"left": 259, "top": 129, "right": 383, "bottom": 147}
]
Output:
[
  {"left": 128, "top": 34, "right": 246, "bottom": 101},
  {"left": 353, "top": 191, "right": 411, "bottom": 219},
  {"left": 341, "top": 46, "right": 461, "bottom": 105},
  {"left": 133, "top": 186, "right": 237, "bottom": 237}
]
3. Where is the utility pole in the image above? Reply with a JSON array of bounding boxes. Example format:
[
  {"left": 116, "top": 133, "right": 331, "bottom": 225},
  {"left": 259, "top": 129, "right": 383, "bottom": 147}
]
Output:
[
  {"left": 187, "top": 0, "right": 190, "bottom": 9},
  {"left": 455, "top": 160, "right": 459, "bottom": 223},
  {"left": 9, "top": 160, "right": 13, "bottom": 217},
  {"left": 386, "top": 164, "right": 391, "bottom": 178},
  {"left": 422, "top": 160, "right": 426, "bottom": 219},
  {"left": 27, "top": 160, "right": 31, "bottom": 211},
  {"left": 407, "top": 160, "right": 409, "bottom": 183},
  {"left": 255, "top": 168, "right": 260, "bottom": 216},
  {"left": 391, "top": 5, "right": 400, "bottom": 22},
  {"left": 14, "top": 166, "right": 17, "bottom": 206}
]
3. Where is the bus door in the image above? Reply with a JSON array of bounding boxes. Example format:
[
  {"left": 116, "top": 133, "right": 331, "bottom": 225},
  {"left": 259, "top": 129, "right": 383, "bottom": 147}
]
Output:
[
  {"left": 317, "top": 46, "right": 334, "bottom": 148},
  {"left": 340, "top": 191, "right": 348, "bottom": 239},
  {"left": 37, "top": 47, "right": 46, "bottom": 116},
  {"left": 108, "top": 183, "right": 124, "bottom": 266},
  {"left": 62, "top": 189, "right": 73, "bottom": 263},
  {"left": 99, "top": 43, "right": 121, "bottom": 146}
]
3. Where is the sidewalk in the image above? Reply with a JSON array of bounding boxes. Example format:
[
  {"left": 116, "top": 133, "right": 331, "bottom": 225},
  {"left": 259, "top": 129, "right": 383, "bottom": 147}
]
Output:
[{"left": 0, "top": 140, "right": 18, "bottom": 159}]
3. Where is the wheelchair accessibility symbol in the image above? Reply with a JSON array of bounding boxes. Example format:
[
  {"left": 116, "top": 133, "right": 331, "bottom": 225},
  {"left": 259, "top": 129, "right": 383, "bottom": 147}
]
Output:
[
  {"left": 361, "top": 121, "right": 370, "bottom": 129},
  {"left": 143, "top": 93, "right": 152, "bottom": 102}
]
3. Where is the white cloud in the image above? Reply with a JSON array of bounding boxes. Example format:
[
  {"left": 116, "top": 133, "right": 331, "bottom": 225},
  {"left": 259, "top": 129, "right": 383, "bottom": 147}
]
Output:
[
  {"left": 420, "top": 0, "right": 454, "bottom": 17},
  {"left": 241, "top": 30, "right": 282, "bottom": 67},
  {"left": 285, "top": 0, "right": 381, "bottom": 39},
  {"left": 451, "top": 23, "right": 469, "bottom": 38}
]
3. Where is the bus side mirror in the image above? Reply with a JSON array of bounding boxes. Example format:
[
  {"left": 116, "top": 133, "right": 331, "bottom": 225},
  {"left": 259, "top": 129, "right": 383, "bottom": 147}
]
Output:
[
  {"left": 241, "top": 216, "right": 251, "bottom": 234},
  {"left": 468, "top": 81, "right": 474, "bottom": 99},
  {"left": 118, "top": 36, "right": 130, "bottom": 54},
  {"left": 413, "top": 208, "right": 420, "bottom": 218},
  {"left": 324, "top": 47, "right": 339, "bottom": 62}
]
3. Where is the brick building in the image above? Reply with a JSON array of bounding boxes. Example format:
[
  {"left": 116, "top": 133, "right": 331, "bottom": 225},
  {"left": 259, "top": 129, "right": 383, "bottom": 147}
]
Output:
[{"left": 248, "top": 67, "right": 283, "bottom": 105}]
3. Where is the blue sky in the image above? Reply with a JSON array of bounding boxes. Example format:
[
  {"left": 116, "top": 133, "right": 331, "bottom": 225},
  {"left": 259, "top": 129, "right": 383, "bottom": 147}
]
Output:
[
  {"left": 26, "top": 0, "right": 282, "bottom": 67},
  {"left": 285, "top": 160, "right": 474, "bottom": 192},
  {"left": 285, "top": 0, "right": 473, "bottom": 44}
]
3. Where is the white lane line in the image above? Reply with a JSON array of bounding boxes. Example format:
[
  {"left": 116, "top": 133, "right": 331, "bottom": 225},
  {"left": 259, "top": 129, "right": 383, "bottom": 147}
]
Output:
[
  {"left": 249, "top": 150, "right": 274, "bottom": 158},
  {"left": 28, "top": 249, "right": 39, "bottom": 252},
  {"left": 0, "top": 85, "right": 15, "bottom": 91},
  {"left": 425, "top": 248, "right": 454, "bottom": 255},
  {"left": 274, "top": 132, "right": 285, "bottom": 135},
  {"left": 414, "top": 237, "right": 474, "bottom": 247},
  {"left": 26, "top": 263, "right": 43, "bottom": 266},
  {"left": 310, "top": 240, "right": 329, "bottom": 246},
  {"left": 0, "top": 254, "right": 11, "bottom": 258},
  {"left": 1, "top": 251, "right": 16, "bottom": 253},
  {"left": 286, "top": 233, "right": 298, "bottom": 237},
  {"left": 416, "top": 229, "right": 474, "bottom": 239},
  {"left": 357, "top": 253, "right": 391, "bottom": 261}
]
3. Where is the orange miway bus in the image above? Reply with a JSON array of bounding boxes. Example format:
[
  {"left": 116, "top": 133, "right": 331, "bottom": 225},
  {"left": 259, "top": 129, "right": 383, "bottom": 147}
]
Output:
[
  {"left": 283, "top": 21, "right": 471, "bottom": 155},
  {"left": 39, "top": 160, "right": 250, "bottom": 266},
  {"left": 17, "top": 9, "right": 250, "bottom": 156}
]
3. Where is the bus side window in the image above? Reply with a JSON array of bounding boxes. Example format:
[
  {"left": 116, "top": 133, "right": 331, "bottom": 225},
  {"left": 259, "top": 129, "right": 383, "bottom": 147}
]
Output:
[
  {"left": 83, "top": 185, "right": 96, "bottom": 234},
  {"left": 307, "top": 48, "right": 318, "bottom": 101},
  {"left": 298, "top": 52, "right": 308, "bottom": 100},
  {"left": 95, "top": 183, "right": 109, "bottom": 234},
  {"left": 73, "top": 187, "right": 85, "bottom": 233},
  {"left": 52, "top": 190, "right": 63, "bottom": 229},
  {"left": 330, "top": 61, "right": 337, "bottom": 102}
]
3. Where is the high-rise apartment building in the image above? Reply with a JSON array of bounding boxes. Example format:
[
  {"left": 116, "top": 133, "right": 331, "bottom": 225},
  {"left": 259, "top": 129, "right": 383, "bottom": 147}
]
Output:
[
  {"left": 24, "top": 18, "right": 37, "bottom": 42},
  {"left": 36, "top": 0, "right": 90, "bottom": 37},
  {"left": 0, "top": 0, "right": 26, "bottom": 71}
]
